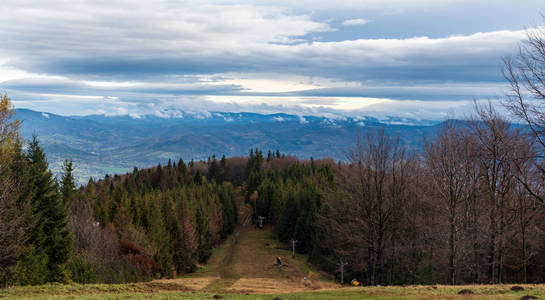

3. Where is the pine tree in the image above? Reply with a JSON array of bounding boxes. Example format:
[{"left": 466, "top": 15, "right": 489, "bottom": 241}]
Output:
[
  {"left": 207, "top": 197, "right": 223, "bottom": 246},
  {"left": 26, "top": 137, "right": 73, "bottom": 283},
  {"left": 60, "top": 160, "right": 76, "bottom": 208},
  {"left": 245, "top": 148, "right": 263, "bottom": 200},
  {"left": 277, "top": 193, "right": 299, "bottom": 242},
  {"left": 177, "top": 159, "right": 187, "bottom": 185},
  {"left": 174, "top": 199, "right": 197, "bottom": 273},
  {"left": 219, "top": 182, "right": 237, "bottom": 237},
  {"left": 218, "top": 155, "right": 227, "bottom": 183},
  {"left": 194, "top": 206, "right": 211, "bottom": 262},
  {"left": 208, "top": 155, "right": 219, "bottom": 181},
  {"left": 148, "top": 198, "right": 173, "bottom": 277},
  {"left": 294, "top": 188, "right": 318, "bottom": 253}
]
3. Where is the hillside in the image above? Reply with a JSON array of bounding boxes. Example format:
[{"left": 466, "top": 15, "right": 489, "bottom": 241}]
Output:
[
  {"left": 3, "top": 193, "right": 544, "bottom": 299},
  {"left": 16, "top": 109, "right": 441, "bottom": 182},
  {"left": 162, "top": 195, "right": 337, "bottom": 294}
]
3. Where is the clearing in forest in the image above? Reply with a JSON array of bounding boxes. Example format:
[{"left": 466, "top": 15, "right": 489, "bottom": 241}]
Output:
[{"left": 163, "top": 198, "right": 338, "bottom": 294}]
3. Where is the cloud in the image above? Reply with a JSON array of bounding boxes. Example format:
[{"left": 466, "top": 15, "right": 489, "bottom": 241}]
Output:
[
  {"left": 0, "top": 0, "right": 527, "bottom": 83},
  {"left": 1, "top": 28, "right": 525, "bottom": 85},
  {"left": 0, "top": 0, "right": 540, "bottom": 120},
  {"left": 342, "top": 18, "right": 368, "bottom": 26},
  {"left": 291, "top": 82, "right": 507, "bottom": 100},
  {"left": 225, "top": 0, "right": 465, "bottom": 12}
]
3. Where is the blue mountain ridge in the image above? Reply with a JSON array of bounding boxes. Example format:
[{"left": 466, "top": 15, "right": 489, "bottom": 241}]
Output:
[{"left": 15, "top": 108, "right": 444, "bottom": 183}]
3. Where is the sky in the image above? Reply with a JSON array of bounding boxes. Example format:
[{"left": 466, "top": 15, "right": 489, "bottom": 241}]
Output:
[{"left": 1, "top": 0, "right": 544, "bottom": 120}]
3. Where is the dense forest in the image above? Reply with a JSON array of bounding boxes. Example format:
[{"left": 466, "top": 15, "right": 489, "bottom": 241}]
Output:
[{"left": 4, "top": 27, "right": 545, "bottom": 287}]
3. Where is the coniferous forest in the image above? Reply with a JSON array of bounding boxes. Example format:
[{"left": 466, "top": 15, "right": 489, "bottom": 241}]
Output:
[{"left": 4, "top": 31, "right": 545, "bottom": 287}]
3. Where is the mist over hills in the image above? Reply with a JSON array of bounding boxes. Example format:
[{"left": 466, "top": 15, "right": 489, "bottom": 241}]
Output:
[{"left": 17, "top": 108, "right": 443, "bottom": 183}]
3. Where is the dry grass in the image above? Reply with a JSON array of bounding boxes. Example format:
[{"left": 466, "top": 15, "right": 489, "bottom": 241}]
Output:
[
  {"left": 228, "top": 277, "right": 338, "bottom": 294},
  {"left": 3, "top": 283, "right": 545, "bottom": 299},
  {"left": 153, "top": 276, "right": 218, "bottom": 290}
]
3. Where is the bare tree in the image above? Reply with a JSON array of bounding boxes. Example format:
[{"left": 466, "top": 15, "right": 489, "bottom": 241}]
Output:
[
  {"left": 504, "top": 127, "right": 540, "bottom": 283},
  {"left": 424, "top": 121, "right": 477, "bottom": 284},
  {"left": 503, "top": 24, "right": 545, "bottom": 202},
  {"left": 470, "top": 102, "right": 522, "bottom": 283},
  {"left": 319, "top": 128, "right": 414, "bottom": 285}
]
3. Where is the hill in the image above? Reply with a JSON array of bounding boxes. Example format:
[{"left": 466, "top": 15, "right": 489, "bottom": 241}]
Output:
[{"left": 16, "top": 109, "right": 441, "bottom": 183}]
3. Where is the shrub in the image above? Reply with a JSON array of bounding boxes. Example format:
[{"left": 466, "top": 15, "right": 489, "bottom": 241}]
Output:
[{"left": 67, "top": 254, "right": 95, "bottom": 284}]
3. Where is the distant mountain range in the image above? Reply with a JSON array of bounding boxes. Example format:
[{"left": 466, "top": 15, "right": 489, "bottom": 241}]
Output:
[{"left": 16, "top": 108, "right": 444, "bottom": 183}]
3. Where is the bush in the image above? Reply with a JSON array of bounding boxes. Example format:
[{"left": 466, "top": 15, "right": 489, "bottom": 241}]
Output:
[
  {"left": 415, "top": 260, "right": 437, "bottom": 285},
  {"left": 93, "top": 258, "right": 149, "bottom": 283},
  {"left": 67, "top": 254, "right": 95, "bottom": 284},
  {"left": 12, "top": 248, "right": 48, "bottom": 285}
]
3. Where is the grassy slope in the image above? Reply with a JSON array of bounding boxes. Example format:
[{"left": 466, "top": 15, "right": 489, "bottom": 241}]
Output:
[{"left": 2, "top": 284, "right": 545, "bottom": 299}]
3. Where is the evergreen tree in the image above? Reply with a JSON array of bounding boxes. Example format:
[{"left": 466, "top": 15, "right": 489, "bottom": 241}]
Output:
[
  {"left": 26, "top": 137, "right": 73, "bottom": 283},
  {"left": 218, "top": 155, "right": 227, "bottom": 183},
  {"left": 277, "top": 193, "right": 299, "bottom": 242},
  {"left": 174, "top": 199, "right": 197, "bottom": 273},
  {"left": 194, "top": 206, "right": 211, "bottom": 262},
  {"left": 177, "top": 159, "right": 187, "bottom": 184},
  {"left": 193, "top": 170, "right": 203, "bottom": 185},
  {"left": 148, "top": 199, "right": 173, "bottom": 277},
  {"left": 208, "top": 155, "right": 219, "bottom": 181},
  {"left": 219, "top": 182, "right": 237, "bottom": 237},
  {"left": 60, "top": 159, "right": 76, "bottom": 208}
]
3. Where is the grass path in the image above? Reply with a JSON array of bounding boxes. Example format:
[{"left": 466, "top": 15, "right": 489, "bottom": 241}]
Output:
[
  {"left": 200, "top": 196, "right": 251, "bottom": 291},
  {"left": 194, "top": 190, "right": 336, "bottom": 294}
]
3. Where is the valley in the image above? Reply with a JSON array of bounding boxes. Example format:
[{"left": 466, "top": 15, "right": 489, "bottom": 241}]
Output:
[{"left": 16, "top": 109, "right": 440, "bottom": 183}]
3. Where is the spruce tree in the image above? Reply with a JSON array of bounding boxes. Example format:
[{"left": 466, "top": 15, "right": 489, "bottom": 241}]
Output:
[
  {"left": 219, "top": 182, "right": 237, "bottom": 237},
  {"left": 218, "top": 155, "right": 227, "bottom": 183},
  {"left": 148, "top": 198, "right": 173, "bottom": 278},
  {"left": 60, "top": 160, "right": 76, "bottom": 208},
  {"left": 208, "top": 155, "right": 219, "bottom": 181},
  {"left": 26, "top": 137, "right": 73, "bottom": 283},
  {"left": 277, "top": 193, "right": 299, "bottom": 242},
  {"left": 174, "top": 198, "right": 197, "bottom": 273},
  {"left": 177, "top": 159, "right": 187, "bottom": 184}
]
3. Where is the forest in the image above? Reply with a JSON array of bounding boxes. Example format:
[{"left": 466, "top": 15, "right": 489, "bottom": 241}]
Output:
[{"left": 3, "top": 27, "right": 545, "bottom": 288}]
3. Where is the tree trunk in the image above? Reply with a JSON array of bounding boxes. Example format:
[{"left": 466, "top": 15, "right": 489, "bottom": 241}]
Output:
[
  {"left": 488, "top": 213, "right": 496, "bottom": 283},
  {"left": 448, "top": 210, "right": 456, "bottom": 285}
]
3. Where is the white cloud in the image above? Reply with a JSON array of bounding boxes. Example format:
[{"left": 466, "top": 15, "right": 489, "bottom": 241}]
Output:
[
  {"left": 342, "top": 18, "right": 368, "bottom": 26},
  {"left": 0, "top": 1, "right": 526, "bottom": 80},
  {"left": 0, "top": 0, "right": 538, "bottom": 120},
  {"left": 224, "top": 0, "right": 466, "bottom": 12}
]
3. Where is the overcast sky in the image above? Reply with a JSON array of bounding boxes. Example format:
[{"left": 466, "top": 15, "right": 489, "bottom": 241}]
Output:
[{"left": 1, "top": 0, "right": 544, "bottom": 120}]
